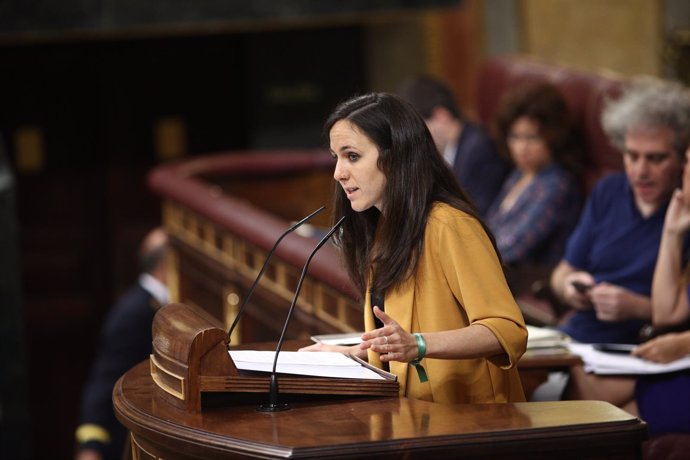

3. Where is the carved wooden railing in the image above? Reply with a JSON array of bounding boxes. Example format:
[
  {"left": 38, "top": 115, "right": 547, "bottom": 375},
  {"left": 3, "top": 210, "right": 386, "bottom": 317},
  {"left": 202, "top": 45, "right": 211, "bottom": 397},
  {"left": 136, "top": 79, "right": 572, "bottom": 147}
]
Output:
[{"left": 147, "top": 150, "right": 362, "bottom": 345}]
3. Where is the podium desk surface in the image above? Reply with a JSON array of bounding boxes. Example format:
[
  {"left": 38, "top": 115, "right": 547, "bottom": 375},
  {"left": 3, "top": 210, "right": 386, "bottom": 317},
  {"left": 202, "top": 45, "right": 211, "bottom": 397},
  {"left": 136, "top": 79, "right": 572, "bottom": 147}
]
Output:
[{"left": 114, "top": 361, "right": 646, "bottom": 459}]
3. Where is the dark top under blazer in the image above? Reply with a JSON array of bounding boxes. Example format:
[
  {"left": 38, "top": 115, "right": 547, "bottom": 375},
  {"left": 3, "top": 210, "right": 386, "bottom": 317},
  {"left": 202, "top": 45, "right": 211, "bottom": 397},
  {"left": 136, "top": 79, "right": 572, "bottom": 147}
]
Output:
[{"left": 452, "top": 121, "right": 511, "bottom": 217}]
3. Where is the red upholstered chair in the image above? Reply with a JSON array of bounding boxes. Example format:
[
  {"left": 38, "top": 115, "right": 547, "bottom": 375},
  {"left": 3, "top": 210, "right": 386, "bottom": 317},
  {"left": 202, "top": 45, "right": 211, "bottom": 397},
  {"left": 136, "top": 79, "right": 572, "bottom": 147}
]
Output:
[
  {"left": 579, "top": 75, "right": 626, "bottom": 192},
  {"left": 476, "top": 55, "right": 626, "bottom": 195}
]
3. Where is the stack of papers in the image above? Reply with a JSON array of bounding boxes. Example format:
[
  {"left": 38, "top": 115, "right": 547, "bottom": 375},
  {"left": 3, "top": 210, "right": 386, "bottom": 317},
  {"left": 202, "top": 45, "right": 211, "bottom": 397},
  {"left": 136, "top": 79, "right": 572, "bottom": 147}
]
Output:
[
  {"left": 567, "top": 342, "right": 690, "bottom": 375},
  {"left": 526, "top": 325, "right": 569, "bottom": 350},
  {"left": 229, "top": 350, "right": 390, "bottom": 380}
]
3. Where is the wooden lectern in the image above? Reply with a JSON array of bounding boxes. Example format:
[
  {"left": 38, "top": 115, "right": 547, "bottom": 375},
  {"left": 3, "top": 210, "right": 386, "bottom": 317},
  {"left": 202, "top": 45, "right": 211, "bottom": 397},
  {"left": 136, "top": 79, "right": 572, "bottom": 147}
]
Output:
[
  {"left": 149, "top": 302, "right": 399, "bottom": 412},
  {"left": 116, "top": 359, "right": 647, "bottom": 459}
]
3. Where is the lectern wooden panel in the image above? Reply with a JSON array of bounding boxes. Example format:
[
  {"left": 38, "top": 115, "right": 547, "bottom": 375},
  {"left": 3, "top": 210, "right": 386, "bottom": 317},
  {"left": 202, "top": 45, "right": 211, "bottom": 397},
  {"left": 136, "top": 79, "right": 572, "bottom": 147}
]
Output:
[
  {"left": 115, "top": 360, "right": 647, "bottom": 459},
  {"left": 150, "top": 302, "right": 398, "bottom": 412}
]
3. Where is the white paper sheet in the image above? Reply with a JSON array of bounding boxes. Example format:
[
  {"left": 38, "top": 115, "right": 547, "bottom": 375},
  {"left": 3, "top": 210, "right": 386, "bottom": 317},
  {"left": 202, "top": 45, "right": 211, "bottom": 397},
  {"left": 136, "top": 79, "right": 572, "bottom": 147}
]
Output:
[
  {"left": 567, "top": 342, "right": 690, "bottom": 375},
  {"left": 526, "top": 325, "right": 570, "bottom": 349},
  {"left": 527, "top": 325, "right": 567, "bottom": 341},
  {"left": 310, "top": 332, "right": 363, "bottom": 345},
  {"left": 229, "top": 350, "right": 386, "bottom": 380}
]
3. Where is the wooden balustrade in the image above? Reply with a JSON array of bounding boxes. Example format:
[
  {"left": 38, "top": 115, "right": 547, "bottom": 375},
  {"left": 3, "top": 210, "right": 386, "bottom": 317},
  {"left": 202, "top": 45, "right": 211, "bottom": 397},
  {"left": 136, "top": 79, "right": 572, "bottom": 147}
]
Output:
[{"left": 148, "top": 150, "right": 362, "bottom": 345}]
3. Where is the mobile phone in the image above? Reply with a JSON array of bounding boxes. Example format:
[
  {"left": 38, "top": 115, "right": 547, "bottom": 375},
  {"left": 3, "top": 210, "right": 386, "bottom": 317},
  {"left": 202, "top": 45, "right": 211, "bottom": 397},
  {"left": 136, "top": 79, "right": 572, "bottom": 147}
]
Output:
[
  {"left": 571, "top": 280, "right": 593, "bottom": 293},
  {"left": 593, "top": 343, "right": 636, "bottom": 354}
]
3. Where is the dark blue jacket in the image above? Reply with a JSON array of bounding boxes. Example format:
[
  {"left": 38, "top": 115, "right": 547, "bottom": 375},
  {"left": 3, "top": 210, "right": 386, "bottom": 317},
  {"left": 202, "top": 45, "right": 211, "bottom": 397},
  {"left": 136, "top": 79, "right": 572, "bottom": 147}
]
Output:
[
  {"left": 77, "top": 283, "right": 158, "bottom": 460},
  {"left": 452, "top": 121, "right": 511, "bottom": 217}
]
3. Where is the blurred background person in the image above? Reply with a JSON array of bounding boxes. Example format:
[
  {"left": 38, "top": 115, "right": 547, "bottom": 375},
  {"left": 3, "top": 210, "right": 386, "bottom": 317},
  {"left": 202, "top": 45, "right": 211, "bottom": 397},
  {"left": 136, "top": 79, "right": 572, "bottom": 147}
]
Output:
[
  {"left": 398, "top": 74, "right": 511, "bottom": 216},
  {"left": 552, "top": 80, "right": 690, "bottom": 347},
  {"left": 550, "top": 80, "right": 690, "bottom": 403},
  {"left": 74, "top": 228, "right": 169, "bottom": 460},
  {"left": 631, "top": 146, "right": 690, "bottom": 436},
  {"left": 561, "top": 145, "right": 690, "bottom": 436},
  {"left": 487, "top": 82, "right": 582, "bottom": 268}
]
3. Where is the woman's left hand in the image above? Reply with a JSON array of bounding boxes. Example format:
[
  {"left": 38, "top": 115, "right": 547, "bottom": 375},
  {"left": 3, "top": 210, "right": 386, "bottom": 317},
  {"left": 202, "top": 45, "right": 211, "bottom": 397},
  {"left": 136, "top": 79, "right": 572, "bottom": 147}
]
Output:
[
  {"left": 589, "top": 282, "right": 646, "bottom": 321},
  {"left": 360, "top": 306, "right": 420, "bottom": 362},
  {"left": 632, "top": 333, "right": 690, "bottom": 364}
]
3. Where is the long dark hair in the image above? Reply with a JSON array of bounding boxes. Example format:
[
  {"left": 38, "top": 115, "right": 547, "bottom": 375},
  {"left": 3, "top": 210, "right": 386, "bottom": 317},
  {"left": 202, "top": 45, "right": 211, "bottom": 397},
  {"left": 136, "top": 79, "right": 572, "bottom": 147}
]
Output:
[{"left": 325, "top": 93, "right": 498, "bottom": 297}]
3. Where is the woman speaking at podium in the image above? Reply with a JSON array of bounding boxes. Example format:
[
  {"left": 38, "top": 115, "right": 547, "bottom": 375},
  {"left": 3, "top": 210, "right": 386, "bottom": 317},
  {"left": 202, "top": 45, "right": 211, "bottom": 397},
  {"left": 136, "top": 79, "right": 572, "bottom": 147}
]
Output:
[{"left": 301, "top": 93, "right": 527, "bottom": 403}]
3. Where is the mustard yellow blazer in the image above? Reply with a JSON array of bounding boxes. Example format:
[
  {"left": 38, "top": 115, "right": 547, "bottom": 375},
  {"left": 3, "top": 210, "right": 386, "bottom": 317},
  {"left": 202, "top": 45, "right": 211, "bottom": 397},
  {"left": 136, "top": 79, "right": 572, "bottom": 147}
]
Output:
[{"left": 364, "top": 203, "right": 527, "bottom": 403}]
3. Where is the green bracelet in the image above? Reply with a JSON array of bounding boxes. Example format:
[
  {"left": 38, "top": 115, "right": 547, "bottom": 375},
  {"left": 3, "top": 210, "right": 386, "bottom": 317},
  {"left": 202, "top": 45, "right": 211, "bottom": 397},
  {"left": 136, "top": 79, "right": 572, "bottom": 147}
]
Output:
[{"left": 409, "top": 333, "right": 428, "bottom": 383}]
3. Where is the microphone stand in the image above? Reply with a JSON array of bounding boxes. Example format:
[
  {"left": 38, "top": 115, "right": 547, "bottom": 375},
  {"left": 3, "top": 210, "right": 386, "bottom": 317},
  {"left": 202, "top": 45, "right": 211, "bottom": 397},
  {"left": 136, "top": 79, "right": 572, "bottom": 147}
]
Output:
[
  {"left": 257, "top": 216, "right": 346, "bottom": 412},
  {"left": 227, "top": 206, "right": 325, "bottom": 339}
]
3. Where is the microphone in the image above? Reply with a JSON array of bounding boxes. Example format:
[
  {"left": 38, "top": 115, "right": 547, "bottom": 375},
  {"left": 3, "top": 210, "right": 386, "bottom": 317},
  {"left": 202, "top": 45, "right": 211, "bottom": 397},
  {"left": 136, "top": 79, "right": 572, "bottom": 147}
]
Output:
[
  {"left": 257, "top": 215, "right": 346, "bottom": 412},
  {"left": 227, "top": 206, "right": 325, "bottom": 338}
]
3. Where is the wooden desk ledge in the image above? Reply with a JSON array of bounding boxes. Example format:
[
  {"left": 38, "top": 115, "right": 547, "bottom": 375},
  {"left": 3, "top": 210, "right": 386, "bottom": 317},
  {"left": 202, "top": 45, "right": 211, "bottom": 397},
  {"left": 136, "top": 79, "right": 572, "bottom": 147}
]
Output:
[{"left": 114, "top": 361, "right": 647, "bottom": 460}]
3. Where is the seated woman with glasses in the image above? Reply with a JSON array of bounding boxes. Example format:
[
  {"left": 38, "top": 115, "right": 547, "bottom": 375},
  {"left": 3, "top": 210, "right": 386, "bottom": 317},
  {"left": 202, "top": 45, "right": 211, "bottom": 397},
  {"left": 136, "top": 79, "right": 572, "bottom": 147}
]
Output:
[{"left": 486, "top": 83, "right": 583, "bottom": 269}]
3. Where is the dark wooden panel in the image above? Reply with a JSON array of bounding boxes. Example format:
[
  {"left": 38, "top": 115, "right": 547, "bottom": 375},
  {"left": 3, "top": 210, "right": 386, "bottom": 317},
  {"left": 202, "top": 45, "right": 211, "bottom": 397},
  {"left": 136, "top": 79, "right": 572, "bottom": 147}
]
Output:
[{"left": 0, "top": 1, "right": 459, "bottom": 37}]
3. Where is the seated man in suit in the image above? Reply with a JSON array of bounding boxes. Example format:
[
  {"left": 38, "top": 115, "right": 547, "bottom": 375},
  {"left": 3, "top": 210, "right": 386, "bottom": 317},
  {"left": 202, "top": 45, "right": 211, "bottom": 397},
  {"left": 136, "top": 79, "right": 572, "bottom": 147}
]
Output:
[
  {"left": 549, "top": 80, "right": 690, "bottom": 402},
  {"left": 74, "top": 228, "right": 169, "bottom": 460},
  {"left": 398, "top": 75, "right": 511, "bottom": 216}
]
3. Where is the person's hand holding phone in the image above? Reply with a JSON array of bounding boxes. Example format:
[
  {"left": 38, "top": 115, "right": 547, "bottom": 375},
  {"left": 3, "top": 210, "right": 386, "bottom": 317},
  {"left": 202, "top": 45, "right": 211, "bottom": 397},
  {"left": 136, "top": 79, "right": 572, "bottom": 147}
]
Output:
[
  {"left": 563, "top": 272, "right": 595, "bottom": 310},
  {"left": 571, "top": 280, "right": 593, "bottom": 294},
  {"left": 589, "top": 282, "right": 648, "bottom": 321}
]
